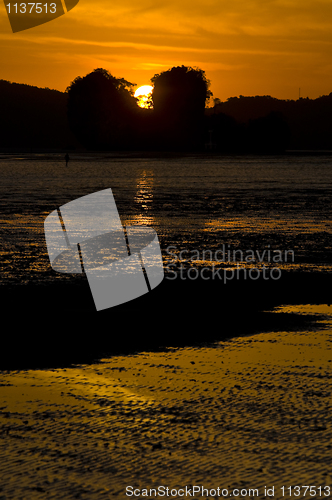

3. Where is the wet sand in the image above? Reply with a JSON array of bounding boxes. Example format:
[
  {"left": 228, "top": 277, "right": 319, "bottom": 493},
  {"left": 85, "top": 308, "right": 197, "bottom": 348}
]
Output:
[
  {"left": 0, "top": 154, "right": 331, "bottom": 498},
  {"left": 0, "top": 304, "right": 331, "bottom": 499}
]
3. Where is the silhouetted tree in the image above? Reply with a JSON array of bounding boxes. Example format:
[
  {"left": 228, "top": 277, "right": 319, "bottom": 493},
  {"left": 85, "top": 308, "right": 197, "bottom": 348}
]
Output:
[
  {"left": 151, "top": 65, "right": 212, "bottom": 150},
  {"left": 5, "top": 69, "right": 332, "bottom": 153},
  {"left": 66, "top": 68, "right": 137, "bottom": 150}
]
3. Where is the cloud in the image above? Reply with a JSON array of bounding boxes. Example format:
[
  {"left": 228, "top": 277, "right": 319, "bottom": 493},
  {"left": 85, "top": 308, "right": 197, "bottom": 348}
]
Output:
[{"left": 1, "top": 0, "right": 332, "bottom": 99}]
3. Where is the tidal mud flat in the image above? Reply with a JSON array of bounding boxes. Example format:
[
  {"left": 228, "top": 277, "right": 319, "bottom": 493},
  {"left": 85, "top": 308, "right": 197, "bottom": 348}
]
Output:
[
  {"left": 0, "top": 304, "right": 331, "bottom": 500},
  {"left": 1, "top": 153, "right": 332, "bottom": 288},
  {"left": 0, "top": 154, "right": 331, "bottom": 498}
]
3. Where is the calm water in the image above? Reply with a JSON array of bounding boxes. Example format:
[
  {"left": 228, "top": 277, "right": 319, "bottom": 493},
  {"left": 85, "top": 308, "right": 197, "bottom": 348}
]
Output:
[{"left": 1, "top": 152, "right": 332, "bottom": 286}]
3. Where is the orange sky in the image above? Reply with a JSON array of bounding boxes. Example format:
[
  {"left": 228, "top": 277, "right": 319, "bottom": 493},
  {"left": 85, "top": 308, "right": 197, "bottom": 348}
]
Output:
[{"left": 1, "top": 0, "right": 332, "bottom": 102}]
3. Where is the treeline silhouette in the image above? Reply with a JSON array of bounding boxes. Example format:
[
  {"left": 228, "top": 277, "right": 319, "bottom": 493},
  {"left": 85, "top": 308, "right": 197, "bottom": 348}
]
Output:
[
  {"left": 66, "top": 66, "right": 211, "bottom": 151},
  {"left": 209, "top": 94, "right": 332, "bottom": 152},
  {"left": 2, "top": 66, "right": 332, "bottom": 153},
  {"left": 0, "top": 79, "right": 78, "bottom": 150}
]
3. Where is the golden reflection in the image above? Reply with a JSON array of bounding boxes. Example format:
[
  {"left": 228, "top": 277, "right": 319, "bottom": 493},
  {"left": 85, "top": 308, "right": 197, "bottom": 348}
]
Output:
[
  {"left": 204, "top": 217, "right": 332, "bottom": 233},
  {"left": 0, "top": 304, "right": 330, "bottom": 493},
  {"left": 274, "top": 303, "right": 332, "bottom": 318},
  {"left": 134, "top": 169, "right": 153, "bottom": 209},
  {"left": 132, "top": 169, "right": 154, "bottom": 226},
  {"left": 129, "top": 214, "right": 155, "bottom": 226}
]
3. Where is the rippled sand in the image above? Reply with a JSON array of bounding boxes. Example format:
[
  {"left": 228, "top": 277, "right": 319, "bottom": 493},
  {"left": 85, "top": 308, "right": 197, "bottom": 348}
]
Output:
[{"left": 0, "top": 305, "right": 331, "bottom": 499}]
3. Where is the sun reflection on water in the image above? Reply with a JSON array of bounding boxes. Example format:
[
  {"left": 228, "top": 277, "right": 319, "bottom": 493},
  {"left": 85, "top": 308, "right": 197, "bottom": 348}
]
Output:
[
  {"left": 134, "top": 169, "right": 154, "bottom": 210},
  {"left": 130, "top": 169, "right": 155, "bottom": 226}
]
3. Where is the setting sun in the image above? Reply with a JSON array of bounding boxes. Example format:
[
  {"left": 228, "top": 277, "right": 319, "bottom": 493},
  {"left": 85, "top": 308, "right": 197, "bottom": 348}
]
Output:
[{"left": 135, "top": 85, "right": 153, "bottom": 109}]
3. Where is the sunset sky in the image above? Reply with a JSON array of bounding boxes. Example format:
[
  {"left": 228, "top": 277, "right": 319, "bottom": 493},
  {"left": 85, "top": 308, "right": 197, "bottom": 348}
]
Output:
[{"left": 1, "top": 0, "right": 332, "bottom": 102}]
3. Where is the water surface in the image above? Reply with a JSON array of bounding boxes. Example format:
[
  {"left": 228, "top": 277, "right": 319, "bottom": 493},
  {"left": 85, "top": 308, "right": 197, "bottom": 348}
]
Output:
[{"left": 1, "top": 153, "right": 331, "bottom": 286}]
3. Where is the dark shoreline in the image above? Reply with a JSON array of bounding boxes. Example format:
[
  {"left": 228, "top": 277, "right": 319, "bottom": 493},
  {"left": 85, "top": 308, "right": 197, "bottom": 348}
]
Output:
[
  {"left": 1, "top": 149, "right": 332, "bottom": 158},
  {"left": 1, "top": 270, "right": 331, "bottom": 371}
]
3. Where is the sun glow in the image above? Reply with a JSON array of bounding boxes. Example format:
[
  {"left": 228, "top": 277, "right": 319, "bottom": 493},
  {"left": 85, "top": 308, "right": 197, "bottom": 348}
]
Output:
[{"left": 135, "top": 85, "right": 153, "bottom": 109}]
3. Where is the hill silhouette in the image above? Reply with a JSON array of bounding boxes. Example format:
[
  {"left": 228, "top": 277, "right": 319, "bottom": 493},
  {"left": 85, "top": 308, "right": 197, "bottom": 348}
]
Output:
[
  {"left": 208, "top": 94, "right": 332, "bottom": 152},
  {"left": 2, "top": 72, "right": 332, "bottom": 153},
  {"left": 0, "top": 79, "right": 78, "bottom": 151}
]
